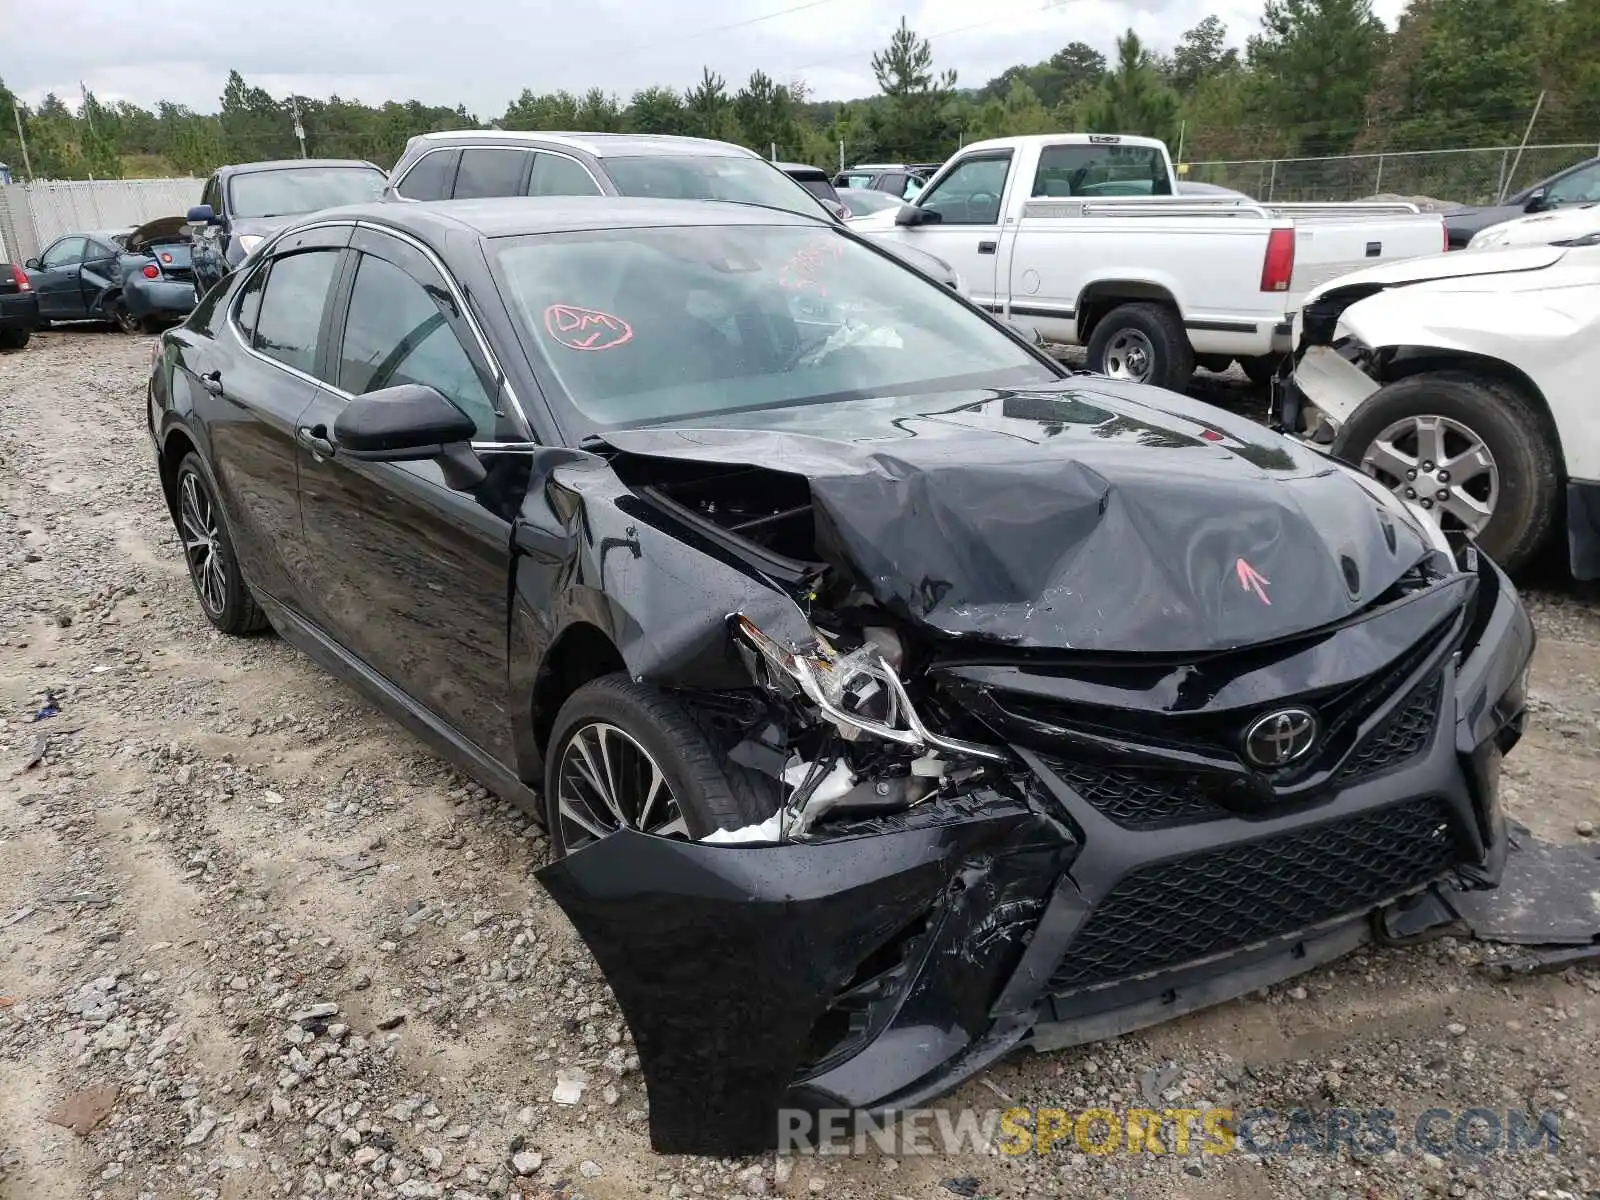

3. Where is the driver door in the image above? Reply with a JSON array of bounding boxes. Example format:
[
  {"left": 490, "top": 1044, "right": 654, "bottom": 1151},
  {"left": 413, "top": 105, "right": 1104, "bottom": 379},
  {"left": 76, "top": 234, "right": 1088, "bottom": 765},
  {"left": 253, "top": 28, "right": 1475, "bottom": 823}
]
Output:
[
  {"left": 890, "top": 151, "right": 1014, "bottom": 309},
  {"left": 30, "top": 236, "right": 90, "bottom": 319}
]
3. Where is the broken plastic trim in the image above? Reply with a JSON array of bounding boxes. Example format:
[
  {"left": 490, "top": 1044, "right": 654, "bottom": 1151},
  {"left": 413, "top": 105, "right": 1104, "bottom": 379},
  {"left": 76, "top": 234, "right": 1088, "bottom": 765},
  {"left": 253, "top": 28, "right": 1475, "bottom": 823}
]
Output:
[{"left": 731, "top": 614, "right": 1007, "bottom": 763}]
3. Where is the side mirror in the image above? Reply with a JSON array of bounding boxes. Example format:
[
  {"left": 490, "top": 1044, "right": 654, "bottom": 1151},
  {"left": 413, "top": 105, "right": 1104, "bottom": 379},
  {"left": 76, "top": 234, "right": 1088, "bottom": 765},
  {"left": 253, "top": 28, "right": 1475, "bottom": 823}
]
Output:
[
  {"left": 894, "top": 204, "right": 940, "bottom": 227},
  {"left": 186, "top": 204, "right": 217, "bottom": 225},
  {"left": 1523, "top": 187, "right": 1548, "bottom": 213},
  {"left": 23, "top": 257, "right": 39, "bottom": 270},
  {"left": 331, "top": 384, "right": 486, "bottom": 490},
  {"left": 825, "top": 200, "right": 849, "bottom": 222}
]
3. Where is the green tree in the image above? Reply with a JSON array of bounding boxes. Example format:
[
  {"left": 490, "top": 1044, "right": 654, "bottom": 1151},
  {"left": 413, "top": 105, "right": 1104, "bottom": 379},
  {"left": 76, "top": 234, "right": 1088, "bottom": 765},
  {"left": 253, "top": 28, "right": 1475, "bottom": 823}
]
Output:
[
  {"left": 219, "top": 70, "right": 294, "bottom": 161},
  {"left": 626, "top": 86, "right": 689, "bottom": 135},
  {"left": 684, "top": 68, "right": 739, "bottom": 140},
  {"left": 1073, "top": 31, "right": 1181, "bottom": 143},
  {"left": 1170, "top": 17, "right": 1241, "bottom": 95},
  {"left": 733, "top": 70, "right": 796, "bottom": 154},
  {"left": 1246, "top": 0, "right": 1388, "bottom": 154},
  {"left": 869, "top": 17, "right": 959, "bottom": 160}
]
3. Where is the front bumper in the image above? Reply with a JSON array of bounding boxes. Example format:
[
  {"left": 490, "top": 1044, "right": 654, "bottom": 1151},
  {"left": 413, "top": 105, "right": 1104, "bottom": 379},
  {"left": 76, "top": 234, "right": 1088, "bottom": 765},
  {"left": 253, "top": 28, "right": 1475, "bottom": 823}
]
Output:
[
  {"left": 537, "top": 554, "right": 1534, "bottom": 1157},
  {"left": 123, "top": 278, "right": 197, "bottom": 319}
]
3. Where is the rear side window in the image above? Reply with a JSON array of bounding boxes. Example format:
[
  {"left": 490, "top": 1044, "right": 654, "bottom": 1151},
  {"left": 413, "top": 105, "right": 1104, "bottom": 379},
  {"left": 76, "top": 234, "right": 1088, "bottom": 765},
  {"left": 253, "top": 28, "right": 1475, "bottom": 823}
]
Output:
[
  {"left": 878, "top": 173, "right": 909, "bottom": 195},
  {"left": 250, "top": 249, "right": 341, "bottom": 376},
  {"left": 397, "top": 148, "right": 459, "bottom": 200},
  {"left": 1031, "top": 143, "right": 1172, "bottom": 197},
  {"left": 454, "top": 149, "right": 530, "bottom": 199},
  {"left": 528, "top": 152, "right": 602, "bottom": 197},
  {"left": 234, "top": 262, "right": 268, "bottom": 339}
]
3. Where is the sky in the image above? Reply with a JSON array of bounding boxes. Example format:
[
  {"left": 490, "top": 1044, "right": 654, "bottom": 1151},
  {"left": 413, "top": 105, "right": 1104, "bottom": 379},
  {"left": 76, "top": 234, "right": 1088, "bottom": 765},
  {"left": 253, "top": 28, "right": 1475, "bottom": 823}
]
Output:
[{"left": 3, "top": 0, "right": 1409, "bottom": 117}]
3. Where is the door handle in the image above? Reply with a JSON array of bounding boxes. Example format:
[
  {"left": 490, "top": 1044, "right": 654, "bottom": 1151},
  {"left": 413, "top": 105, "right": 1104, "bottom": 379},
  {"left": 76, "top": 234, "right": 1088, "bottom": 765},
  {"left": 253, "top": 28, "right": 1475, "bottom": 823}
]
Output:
[
  {"left": 296, "top": 425, "right": 335, "bottom": 457},
  {"left": 200, "top": 370, "right": 224, "bottom": 395},
  {"left": 978, "top": 240, "right": 997, "bottom": 254}
]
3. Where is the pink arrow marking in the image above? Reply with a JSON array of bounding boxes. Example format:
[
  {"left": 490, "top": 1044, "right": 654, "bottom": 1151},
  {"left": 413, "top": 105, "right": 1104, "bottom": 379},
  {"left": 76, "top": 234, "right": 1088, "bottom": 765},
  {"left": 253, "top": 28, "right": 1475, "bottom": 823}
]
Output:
[{"left": 1236, "top": 558, "right": 1272, "bottom": 605}]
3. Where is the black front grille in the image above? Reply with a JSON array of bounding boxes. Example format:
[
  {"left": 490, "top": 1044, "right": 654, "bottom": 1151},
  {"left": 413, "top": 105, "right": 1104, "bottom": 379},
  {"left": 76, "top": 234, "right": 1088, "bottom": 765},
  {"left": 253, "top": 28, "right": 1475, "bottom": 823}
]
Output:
[
  {"left": 1334, "top": 674, "right": 1441, "bottom": 785},
  {"left": 1048, "top": 796, "right": 1458, "bottom": 992},
  {"left": 1043, "top": 759, "right": 1230, "bottom": 829}
]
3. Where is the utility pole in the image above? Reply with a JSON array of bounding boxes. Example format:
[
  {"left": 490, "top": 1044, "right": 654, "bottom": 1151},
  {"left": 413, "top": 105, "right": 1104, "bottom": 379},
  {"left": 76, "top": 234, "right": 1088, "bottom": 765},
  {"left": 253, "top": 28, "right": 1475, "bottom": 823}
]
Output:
[
  {"left": 11, "top": 98, "right": 33, "bottom": 180},
  {"left": 290, "top": 96, "right": 307, "bottom": 157},
  {"left": 79, "top": 82, "right": 95, "bottom": 134}
]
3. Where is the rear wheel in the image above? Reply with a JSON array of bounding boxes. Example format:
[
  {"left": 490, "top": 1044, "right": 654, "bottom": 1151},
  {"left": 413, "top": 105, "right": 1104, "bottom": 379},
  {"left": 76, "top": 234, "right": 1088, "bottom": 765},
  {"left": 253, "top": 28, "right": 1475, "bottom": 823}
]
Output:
[
  {"left": 543, "top": 674, "right": 780, "bottom": 858},
  {"left": 1330, "top": 372, "right": 1560, "bottom": 572},
  {"left": 106, "top": 297, "right": 140, "bottom": 335},
  {"left": 0, "top": 328, "right": 28, "bottom": 351},
  {"left": 1085, "top": 302, "right": 1195, "bottom": 391},
  {"left": 173, "top": 453, "right": 271, "bottom": 635}
]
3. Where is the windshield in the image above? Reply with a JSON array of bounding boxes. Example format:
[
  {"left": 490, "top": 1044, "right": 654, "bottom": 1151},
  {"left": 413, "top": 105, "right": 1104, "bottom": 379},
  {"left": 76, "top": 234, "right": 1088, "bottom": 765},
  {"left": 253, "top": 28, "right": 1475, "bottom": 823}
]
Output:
[
  {"left": 227, "top": 166, "right": 386, "bottom": 218},
  {"left": 604, "top": 154, "right": 832, "bottom": 219},
  {"left": 491, "top": 224, "right": 1053, "bottom": 431}
]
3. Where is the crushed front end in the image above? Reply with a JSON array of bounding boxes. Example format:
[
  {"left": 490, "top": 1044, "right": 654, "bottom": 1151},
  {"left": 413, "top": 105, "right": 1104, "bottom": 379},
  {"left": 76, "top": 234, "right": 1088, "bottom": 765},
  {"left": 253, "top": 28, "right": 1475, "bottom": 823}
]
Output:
[{"left": 534, "top": 411, "right": 1536, "bottom": 1158}]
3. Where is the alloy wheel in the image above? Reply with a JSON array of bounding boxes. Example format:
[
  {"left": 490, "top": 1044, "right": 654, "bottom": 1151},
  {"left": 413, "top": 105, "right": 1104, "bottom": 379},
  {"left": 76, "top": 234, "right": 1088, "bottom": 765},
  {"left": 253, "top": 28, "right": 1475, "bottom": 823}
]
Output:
[
  {"left": 1361, "top": 414, "right": 1499, "bottom": 536},
  {"left": 1102, "top": 329, "right": 1155, "bottom": 382},
  {"left": 555, "top": 721, "right": 688, "bottom": 851},
  {"left": 178, "top": 472, "right": 228, "bottom": 616}
]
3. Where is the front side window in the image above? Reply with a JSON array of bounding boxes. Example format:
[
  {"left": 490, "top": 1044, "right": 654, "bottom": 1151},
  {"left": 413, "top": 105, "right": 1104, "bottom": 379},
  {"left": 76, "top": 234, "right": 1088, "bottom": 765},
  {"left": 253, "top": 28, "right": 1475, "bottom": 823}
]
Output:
[
  {"left": 336, "top": 253, "right": 496, "bottom": 439},
  {"left": 917, "top": 155, "right": 1012, "bottom": 225},
  {"left": 227, "top": 166, "right": 386, "bottom": 218},
  {"left": 1545, "top": 162, "right": 1600, "bottom": 206},
  {"left": 397, "top": 149, "right": 459, "bottom": 200},
  {"left": 604, "top": 154, "right": 831, "bottom": 219},
  {"left": 454, "top": 148, "right": 529, "bottom": 199},
  {"left": 491, "top": 223, "right": 1055, "bottom": 431},
  {"left": 41, "top": 237, "right": 88, "bottom": 269},
  {"left": 1031, "top": 143, "right": 1172, "bottom": 198},
  {"left": 528, "top": 152, "right": 602, "bottom": 197},
  {"left": 250, "top": 249, "right": 341, "bottom": 375}
]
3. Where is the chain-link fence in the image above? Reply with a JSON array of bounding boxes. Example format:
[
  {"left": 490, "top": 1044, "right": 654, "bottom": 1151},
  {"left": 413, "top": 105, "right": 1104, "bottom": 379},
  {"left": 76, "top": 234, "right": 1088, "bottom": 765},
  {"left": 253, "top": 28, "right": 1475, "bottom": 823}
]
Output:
[
  {"left": 1184, "top": 142, "right": 1600, "bottom": 208},
  {"left": 0, "top": 177, "right": 200, "bottom": 265}
]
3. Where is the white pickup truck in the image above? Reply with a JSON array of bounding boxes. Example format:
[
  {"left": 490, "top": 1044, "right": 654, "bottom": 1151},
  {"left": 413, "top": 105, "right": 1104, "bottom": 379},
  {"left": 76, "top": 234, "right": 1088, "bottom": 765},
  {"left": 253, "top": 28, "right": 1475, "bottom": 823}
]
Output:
[{"left": 850, "top": 133, "right": 1449, "bottom": 390}]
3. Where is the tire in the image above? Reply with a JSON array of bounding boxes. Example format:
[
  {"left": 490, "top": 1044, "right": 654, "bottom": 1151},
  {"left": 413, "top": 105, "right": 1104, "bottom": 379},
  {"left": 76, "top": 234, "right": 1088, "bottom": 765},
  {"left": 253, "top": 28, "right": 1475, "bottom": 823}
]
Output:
[
  {"left": 172, "top": 452, "right": 272, "bottom": 636},
  {"left": 1239, "top": 354, "right": 1283, "bottom": 387},
  {"left": 138, "top": 314, "right": 166, "bottom": 334},
  {"left": 544, "top": 673, "right": 781, "bottom": 857},
  {"left": 0, "top": 328, "right": 28, "bottom": 351},
  {"left": 106, "top": 297, "right": 140, "bottom": 335},
  {"left": 1329, "top": 372, "right": 1560, "bottom": 573},
  {"left": 1084, "top": 302, "right": 1195, "bottom": 392},
  {"left": 1196, "top": 355, "right": 1233, "bottom": 374}
]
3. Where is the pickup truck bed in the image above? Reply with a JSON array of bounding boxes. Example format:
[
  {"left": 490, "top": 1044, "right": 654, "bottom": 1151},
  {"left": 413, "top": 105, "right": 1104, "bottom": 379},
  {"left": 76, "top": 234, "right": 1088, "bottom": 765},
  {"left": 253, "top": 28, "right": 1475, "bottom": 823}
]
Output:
[{"left": 855, "top": 134, "right": 1448, "bottom": 390}]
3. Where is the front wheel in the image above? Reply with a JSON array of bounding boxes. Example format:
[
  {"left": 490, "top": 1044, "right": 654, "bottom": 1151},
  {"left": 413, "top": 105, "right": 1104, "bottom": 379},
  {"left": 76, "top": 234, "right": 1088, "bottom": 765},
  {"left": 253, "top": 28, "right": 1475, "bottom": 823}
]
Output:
[
  {"left": 1084, "top": 302, "right": 1195, "bottom": 391},
  {"left": 1239, "top": 354, "right": 1284, "bottom": 387},
  {"left": 543, "top": 675, "right": 780, "bottom": 858},
  {"left": 1329, "top": 372, "right": 1560, "bottom": 573},
  {"left": 172, "top": 453, "right": 272, "bottom": 635}
]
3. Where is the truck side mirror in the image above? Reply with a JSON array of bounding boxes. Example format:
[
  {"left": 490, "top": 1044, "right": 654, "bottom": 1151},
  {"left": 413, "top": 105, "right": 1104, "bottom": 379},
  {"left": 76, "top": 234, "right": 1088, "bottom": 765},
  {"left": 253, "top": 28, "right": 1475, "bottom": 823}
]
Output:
[
  {"left": 895, "top": 204, "right": 940, "bottom": 227},
  {"left": 187, "top": 204, "right": 217, "bottom": 225}
]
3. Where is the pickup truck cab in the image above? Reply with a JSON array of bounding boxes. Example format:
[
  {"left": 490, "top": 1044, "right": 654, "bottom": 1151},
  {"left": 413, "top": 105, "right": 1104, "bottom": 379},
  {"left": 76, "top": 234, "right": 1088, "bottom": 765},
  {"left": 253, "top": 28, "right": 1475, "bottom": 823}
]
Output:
[{"left": 852, "top": 134, "right": 1448, "bottom": 390}]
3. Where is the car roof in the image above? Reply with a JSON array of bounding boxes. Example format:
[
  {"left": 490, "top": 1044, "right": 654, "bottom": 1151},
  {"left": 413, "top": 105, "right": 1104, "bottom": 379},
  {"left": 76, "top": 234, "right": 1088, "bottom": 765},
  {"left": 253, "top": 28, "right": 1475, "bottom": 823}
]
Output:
[
  {"left": 303, "top": 196, "right": 825, "bottom": 241},
  {"left": 777, "top": 162, "right": 827, "bottom": 175},
  {"left": 407, "top": 130, "right": 758, "bottom": 161},
  {"left": 219, "top": 159, "right": 382, "bottom": 177}
]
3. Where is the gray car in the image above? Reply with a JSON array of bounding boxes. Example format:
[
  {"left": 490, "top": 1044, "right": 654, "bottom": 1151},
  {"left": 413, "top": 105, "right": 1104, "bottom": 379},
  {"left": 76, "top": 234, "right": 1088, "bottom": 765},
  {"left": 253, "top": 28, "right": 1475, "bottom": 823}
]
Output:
[{"left": 383, "top": 131, "right": 966, "bottom": 292}]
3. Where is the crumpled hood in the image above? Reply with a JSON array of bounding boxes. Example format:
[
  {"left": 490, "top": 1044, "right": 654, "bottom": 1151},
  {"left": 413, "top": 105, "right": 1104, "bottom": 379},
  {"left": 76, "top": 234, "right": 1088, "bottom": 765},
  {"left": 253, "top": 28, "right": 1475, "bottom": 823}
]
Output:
[
  {"left": 1303, "top": 244, "right": 1568, "bottom": 308},
  {"left": 602, "top": 380, "right": 1434, "bottom": 653}
]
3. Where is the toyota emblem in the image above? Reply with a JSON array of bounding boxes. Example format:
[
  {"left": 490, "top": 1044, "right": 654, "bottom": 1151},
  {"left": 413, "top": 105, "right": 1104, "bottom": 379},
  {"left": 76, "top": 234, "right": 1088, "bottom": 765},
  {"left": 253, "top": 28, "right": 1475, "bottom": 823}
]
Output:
[{"left": 1244, "top": 707, "right": 1320, "bottom": 768}]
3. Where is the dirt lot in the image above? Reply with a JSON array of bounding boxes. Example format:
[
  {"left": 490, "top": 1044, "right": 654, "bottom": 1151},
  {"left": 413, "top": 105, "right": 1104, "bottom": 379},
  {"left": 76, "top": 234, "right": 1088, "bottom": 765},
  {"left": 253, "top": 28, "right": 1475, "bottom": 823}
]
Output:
[{"left": 2, "top": 329, "right": 1599, "bottom": 1200}]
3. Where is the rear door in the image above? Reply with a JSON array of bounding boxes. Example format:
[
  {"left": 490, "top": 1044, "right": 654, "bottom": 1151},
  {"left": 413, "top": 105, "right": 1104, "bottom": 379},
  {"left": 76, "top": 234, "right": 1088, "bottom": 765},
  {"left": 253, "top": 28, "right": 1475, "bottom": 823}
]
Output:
[
  {"left": 81, "top": 237, "right": 123, "bottom": 313},
  {"left": 452, "top": 147, "right": 534, "bottom": 199},
  {"left": 190, "top": 223, "right": 352, "bottom": 607},
  {"left": 31, "top": 236, "right": 89, "bottom": 319}
]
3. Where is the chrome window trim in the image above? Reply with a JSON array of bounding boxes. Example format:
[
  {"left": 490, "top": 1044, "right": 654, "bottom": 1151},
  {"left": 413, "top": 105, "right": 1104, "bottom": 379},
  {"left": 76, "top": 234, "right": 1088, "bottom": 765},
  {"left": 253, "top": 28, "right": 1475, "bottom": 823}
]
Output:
[
  {"left": 391, "top": 143, "right": 604, "bottom": 202},
  {"left": 224, "top": 218, "right": 537, "bottom": 444}
]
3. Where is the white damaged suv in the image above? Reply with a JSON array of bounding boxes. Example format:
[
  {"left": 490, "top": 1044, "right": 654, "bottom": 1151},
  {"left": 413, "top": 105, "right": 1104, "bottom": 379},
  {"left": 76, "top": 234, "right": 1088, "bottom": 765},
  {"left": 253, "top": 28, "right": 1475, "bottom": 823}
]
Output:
[{"left": 1271, "top": 242, "right": 1600, "bottom": 579}]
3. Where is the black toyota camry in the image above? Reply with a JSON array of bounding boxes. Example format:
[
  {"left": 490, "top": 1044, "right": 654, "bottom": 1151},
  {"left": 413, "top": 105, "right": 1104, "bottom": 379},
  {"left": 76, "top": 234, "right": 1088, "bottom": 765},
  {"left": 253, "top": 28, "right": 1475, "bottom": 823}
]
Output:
[{"left": 146, "top": 197, "right": 1535, "bottom": 1156}]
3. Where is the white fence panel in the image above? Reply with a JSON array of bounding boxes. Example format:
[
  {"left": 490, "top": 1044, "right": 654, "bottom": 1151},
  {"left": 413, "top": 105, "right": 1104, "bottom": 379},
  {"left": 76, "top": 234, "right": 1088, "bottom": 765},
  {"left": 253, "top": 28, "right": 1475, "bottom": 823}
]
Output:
[{"left": 0, "top": 178, "right": 201, "bottom": 264}]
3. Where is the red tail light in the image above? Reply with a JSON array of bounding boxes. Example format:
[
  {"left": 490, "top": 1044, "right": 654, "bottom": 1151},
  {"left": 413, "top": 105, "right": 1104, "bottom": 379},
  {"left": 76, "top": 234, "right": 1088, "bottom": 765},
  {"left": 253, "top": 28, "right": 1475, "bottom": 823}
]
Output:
[
  {"left": 1260, "top": 227, "right": 1295, "bottom": 292},
  {"left": 142, "top": 263, "right": 160, "bottom": 279},
  {"left": 11, "top": 264, "right": 30, "bottom": 292}
]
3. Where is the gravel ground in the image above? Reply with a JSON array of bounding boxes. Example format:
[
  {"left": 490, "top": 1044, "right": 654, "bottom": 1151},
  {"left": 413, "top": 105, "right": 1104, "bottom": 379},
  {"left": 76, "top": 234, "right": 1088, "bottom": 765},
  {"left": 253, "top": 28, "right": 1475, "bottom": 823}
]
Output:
[{"left": 2, "top": 329, "right": 1599, "bottom": 1200}]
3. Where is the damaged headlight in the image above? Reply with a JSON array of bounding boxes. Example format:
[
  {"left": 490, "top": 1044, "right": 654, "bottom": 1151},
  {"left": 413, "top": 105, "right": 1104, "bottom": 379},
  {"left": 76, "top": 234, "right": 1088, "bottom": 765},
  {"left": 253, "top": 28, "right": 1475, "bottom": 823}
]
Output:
[{"left": 731, "top": 615, "right": 1006, "bottom": 763}]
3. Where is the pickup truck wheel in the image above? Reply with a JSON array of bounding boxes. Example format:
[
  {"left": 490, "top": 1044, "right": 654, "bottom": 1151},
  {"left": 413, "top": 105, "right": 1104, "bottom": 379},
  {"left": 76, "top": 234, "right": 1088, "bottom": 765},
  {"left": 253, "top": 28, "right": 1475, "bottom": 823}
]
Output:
[
  {"left": 1086, "top": 303, "right": 1194, "bottom": 391},
  {"left": 1330, "top": 372, "right": 1559, "bottom": 573},
  {"left": 1239, "top": 354, "right": 1283, "bottom": 386},
  {"left": 544, "top": 674, "right": 781, "bottom": 858},
  {"left": 0, "top": 328, "right": 29, "bottom": 351}
]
